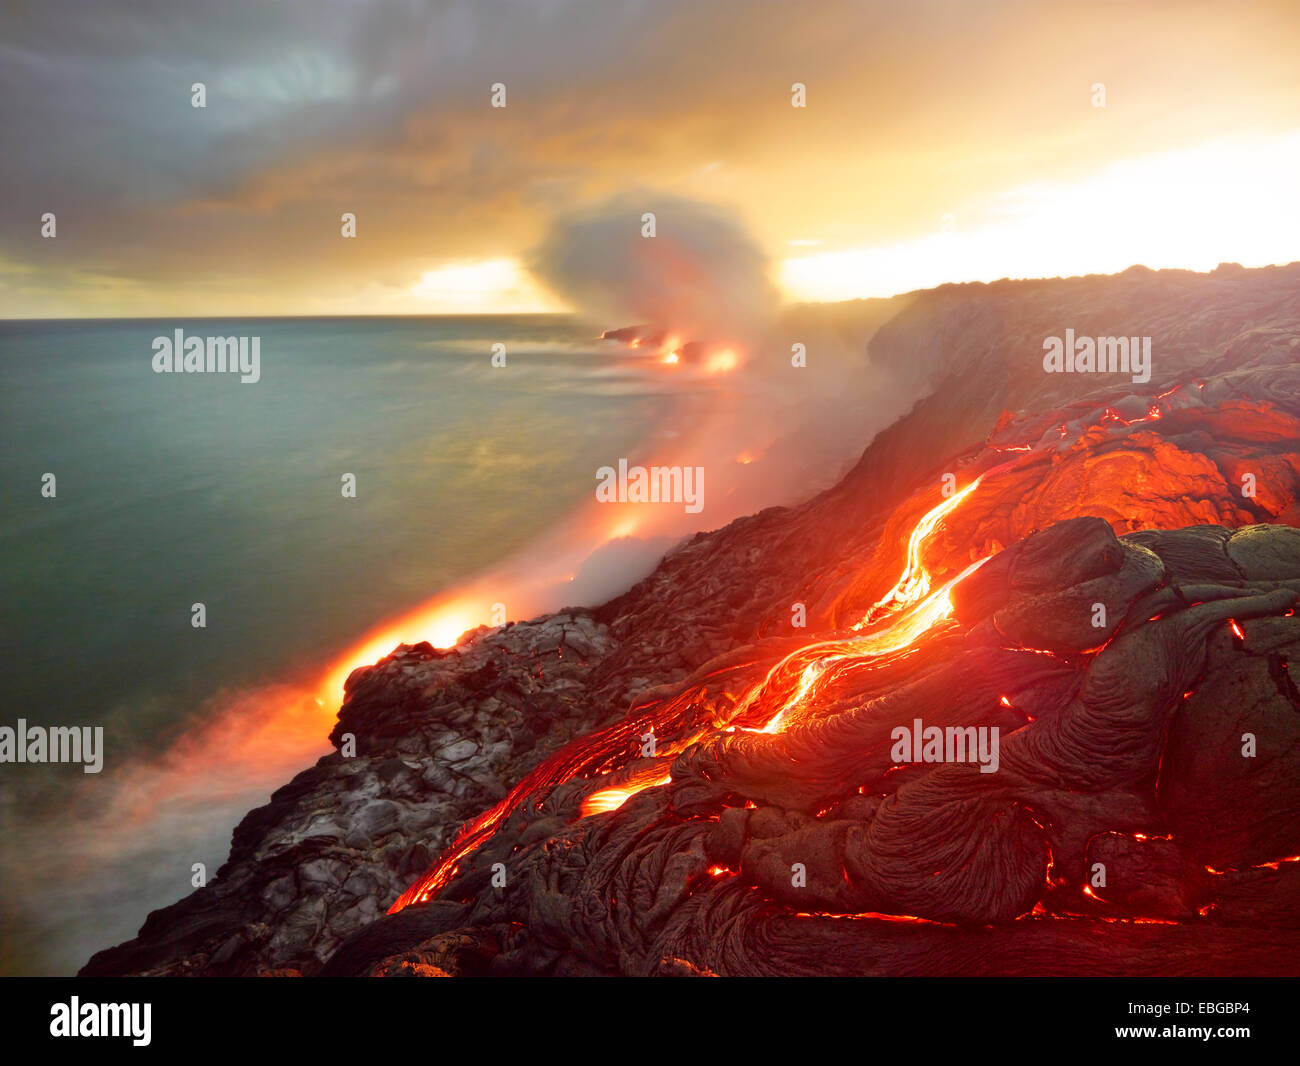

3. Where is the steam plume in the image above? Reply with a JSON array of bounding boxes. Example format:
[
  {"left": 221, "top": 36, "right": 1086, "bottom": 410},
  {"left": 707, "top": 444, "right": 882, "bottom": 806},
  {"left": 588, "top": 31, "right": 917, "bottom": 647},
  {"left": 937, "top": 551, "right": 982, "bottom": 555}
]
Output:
[{"left": 528, "top": 191, "right": 779, "bottom": 343}]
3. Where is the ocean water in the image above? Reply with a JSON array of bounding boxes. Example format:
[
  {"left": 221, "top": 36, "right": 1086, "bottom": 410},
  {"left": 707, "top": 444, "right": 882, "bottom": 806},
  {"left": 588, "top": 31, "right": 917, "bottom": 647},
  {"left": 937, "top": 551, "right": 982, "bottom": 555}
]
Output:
[
  {"left": 0, "top": 310, "right": 908, "bottom": 974},
  {"left": 0, "top": 315, "right": 666, "bottom": 973}
]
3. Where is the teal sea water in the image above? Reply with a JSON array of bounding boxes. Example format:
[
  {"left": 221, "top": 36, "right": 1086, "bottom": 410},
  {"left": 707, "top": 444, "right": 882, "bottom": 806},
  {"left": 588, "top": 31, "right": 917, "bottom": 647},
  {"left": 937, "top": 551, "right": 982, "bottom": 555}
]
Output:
[
  {"left": 1, "top": 316, "right": 665, "bottom": 749},
  {"left": 0, "top": 310, "right": 901, "bottom": 974},
  {"left": 0, "top": 315, "right": 666, "bottom": 973}
]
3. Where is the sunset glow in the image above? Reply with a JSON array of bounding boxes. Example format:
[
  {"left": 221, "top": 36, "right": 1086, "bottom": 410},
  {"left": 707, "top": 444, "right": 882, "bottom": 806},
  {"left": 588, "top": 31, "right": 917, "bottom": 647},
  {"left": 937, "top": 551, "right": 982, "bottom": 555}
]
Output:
[
  {"left": 781, "top": 133, "right": 1300, "bottom": 302},
  {"left": 409, "top": 259, "right": 562, "bottom": 314},
  {"left": 8, "top": 3, "right": 1298, "bottom": 317},
  {"left": 11, "top": 0, "right": 1300, "bottom": 997}
]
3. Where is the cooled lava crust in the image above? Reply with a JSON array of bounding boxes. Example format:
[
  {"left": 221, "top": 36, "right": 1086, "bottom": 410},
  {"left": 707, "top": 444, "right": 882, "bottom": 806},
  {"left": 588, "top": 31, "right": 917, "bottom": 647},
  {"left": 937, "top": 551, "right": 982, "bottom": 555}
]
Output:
[{"left": 325, "top": 518, "right": 1300, "bottom": 977}]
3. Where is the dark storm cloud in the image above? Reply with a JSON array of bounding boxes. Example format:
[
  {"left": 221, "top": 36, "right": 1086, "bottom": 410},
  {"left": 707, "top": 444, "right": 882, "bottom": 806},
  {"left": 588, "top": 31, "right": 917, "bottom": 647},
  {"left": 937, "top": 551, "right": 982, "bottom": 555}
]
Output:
[
  {"left": 0, "top": 0, "right": 706, "bottom": 217},
  {"left": 0, "top": 0, "right": 695, "bottom": 304}
]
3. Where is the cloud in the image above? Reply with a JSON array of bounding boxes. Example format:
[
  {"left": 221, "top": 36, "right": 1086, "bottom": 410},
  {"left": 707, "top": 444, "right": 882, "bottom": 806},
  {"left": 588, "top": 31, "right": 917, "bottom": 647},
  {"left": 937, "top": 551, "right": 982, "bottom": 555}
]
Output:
[
  {"left": 527, "top": 191, "right": 779, "bottom": 341},
  {"left": 3, "top": 0, "right": 1300, "bottom": 315}
]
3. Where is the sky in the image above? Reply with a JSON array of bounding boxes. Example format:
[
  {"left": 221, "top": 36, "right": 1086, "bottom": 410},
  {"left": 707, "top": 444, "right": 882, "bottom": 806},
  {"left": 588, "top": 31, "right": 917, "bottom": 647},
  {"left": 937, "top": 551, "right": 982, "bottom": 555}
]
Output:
[{"left": 2, "top": 0, "right": 1299, "bottom": 318}]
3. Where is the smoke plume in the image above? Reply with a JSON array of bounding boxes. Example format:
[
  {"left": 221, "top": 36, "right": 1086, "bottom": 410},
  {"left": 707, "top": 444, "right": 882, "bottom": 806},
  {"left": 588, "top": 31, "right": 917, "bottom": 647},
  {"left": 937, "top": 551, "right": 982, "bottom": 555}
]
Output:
[{"left": 528, "top": 191, "right": 779, "bottom": 343}]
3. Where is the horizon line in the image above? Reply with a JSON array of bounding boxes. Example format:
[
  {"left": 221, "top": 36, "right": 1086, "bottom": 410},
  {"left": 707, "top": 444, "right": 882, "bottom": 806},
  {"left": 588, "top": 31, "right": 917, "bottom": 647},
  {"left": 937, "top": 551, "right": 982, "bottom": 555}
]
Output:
[{"left": 3, "top": 259, "right": 1296, "bottom": 322}]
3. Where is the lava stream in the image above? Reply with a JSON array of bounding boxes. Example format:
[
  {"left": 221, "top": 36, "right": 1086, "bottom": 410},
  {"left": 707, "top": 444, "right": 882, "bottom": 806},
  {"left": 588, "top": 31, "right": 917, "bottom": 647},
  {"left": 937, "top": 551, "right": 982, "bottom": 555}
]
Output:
[{"left": 391, "top": 476, "right": 989, "bottom": 911}]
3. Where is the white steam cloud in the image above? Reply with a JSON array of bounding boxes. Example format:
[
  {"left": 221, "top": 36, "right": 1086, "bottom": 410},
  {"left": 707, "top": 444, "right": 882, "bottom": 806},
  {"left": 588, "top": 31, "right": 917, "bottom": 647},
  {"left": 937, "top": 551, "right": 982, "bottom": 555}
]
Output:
[{"left": 528, "top": 190, "right": 779, "bottom": 344}]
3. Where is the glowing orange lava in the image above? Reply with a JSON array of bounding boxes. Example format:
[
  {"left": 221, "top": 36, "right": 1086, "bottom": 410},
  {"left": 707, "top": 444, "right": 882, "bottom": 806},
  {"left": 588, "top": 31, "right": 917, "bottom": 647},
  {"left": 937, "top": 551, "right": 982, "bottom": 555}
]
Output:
[
  {"left": 582, "top": 772, "right": 672, "bottom": 816},
  {"left": 704, "top": 349, "right": 738, "bottom": 374},
  {"left": 318, "top": 597, "right": 484, "bottom": 705},
  {"left": 391, "top": 476, "right": 991, "bottom": 909},
  {"left": 857, "top": 477, "right": 982, "bottom": 627}
]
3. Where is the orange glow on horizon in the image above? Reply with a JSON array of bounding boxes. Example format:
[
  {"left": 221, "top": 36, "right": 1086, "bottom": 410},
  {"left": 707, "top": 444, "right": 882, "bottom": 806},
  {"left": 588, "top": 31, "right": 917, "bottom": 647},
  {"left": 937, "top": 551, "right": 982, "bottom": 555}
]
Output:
[{"left": 779, "top": 133, "right": 1300, "bottom": 303}]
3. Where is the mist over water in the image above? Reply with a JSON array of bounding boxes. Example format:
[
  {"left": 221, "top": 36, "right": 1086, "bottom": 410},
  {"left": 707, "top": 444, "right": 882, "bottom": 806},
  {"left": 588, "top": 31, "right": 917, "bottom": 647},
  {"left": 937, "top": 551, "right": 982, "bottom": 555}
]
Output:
[{"left": 0, "top": 302, "right": 926, "bottom": 974}]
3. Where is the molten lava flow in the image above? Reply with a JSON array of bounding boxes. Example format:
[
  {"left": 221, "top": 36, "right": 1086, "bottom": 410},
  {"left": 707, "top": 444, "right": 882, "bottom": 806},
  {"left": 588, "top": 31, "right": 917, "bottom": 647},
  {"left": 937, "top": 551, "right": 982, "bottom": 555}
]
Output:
[
  {"left": 390, "top": 683, "right": 713, "bottom": 909},
  {"left": 856, "top": 477, "right": 982, "bottom": 627},
  {"left": 392, "top": 477, "right": 992, "bottom": 910},
  {"left": 582, "top": 772, "right": 672, "bottom": 815},
  {"left": 742, "top": 553, "right": 990, "bottom": 736},
  {"left": 722, "top": 478, "right": 989, "bottom": 737},
  {"left": 566, "top": 485, "right": 990, "bottom": 808},
  {"left": 393, "top": 375, "right": 1222, "bottom": 909}
]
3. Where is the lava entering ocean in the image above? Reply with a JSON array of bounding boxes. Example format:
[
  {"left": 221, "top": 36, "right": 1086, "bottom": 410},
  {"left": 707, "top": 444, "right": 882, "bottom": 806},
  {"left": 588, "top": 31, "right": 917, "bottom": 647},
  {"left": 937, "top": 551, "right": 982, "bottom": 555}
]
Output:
[
  {"left": 78, "top": 279, "right": 1300, "bottom": 978},
  {"left": 315, "top": 329, "right": 805, "bottom": 710},
  {"left": 388, "top": 372, "right": 1300, "bottom": 936}
]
